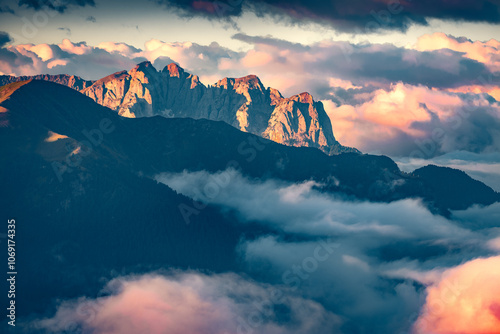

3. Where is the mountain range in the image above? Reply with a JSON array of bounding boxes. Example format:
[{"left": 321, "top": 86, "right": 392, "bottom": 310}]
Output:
[
  {"left": 1, "top": 79, "right": 498, "bottom": 213},
  {"left": 0, "top": 62, "right": 356, "bottom": 155}
]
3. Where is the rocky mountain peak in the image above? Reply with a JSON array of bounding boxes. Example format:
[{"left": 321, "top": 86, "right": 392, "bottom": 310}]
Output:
[
  {"left": 213, "top": 75, "right": 262, "bottom": 90},
  {"left": 213, "top": 77, "right": 233, "bottom": 89},
  {"left": 163, "top": 62, "right": 185, "bottom": 78},
  {"left": 90, "top": 70, "right": 129, "bottom": 87},
  {"left": 134, "top": 61, "right": 154, "bottom": 70},
  {"left": 129, "top": 61, "right": 159, "bottom": 84},
  {"left": 188, "top": 74, "right": 202, "bottom": 89},
  {"left": 236, "top": 74, "right": 262, "bottom": 86},
  {"left": 238, "top": 75, "right": 266, "bottom": 93},
  {"left": 292, "top": 92, "right": 314, "bottom": 104},
  {"left": 269, "top": 87, "right": 284, "bottom": 105},
  {"left": 131, "top": 61, "right": 156, "bottom": 75}
]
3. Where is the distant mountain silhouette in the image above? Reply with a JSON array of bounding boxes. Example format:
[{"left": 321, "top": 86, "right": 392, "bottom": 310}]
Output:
[{"left": 0, "top": 73, "right": 93, "bottom": 91}]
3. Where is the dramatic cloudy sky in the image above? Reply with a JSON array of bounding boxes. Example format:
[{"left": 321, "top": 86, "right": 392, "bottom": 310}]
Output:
[{"left": 1, "top": 2, "right": 500, "bottom": 333}]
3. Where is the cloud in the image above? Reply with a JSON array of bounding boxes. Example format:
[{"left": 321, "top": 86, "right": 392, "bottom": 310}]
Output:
[
  {"left": 154, "top": 0, "right": 244, "bottom": 21},
  {"left": 0, "top": 39, "right": 146, "bottom": 78},
  {"left": 1, "top": 35, "right": 498, "bottom": 97},
  {"left": 229, "top": 33, "right": 495, "bottom": 96},
  {"left": 141, "top": 39, "right": 240, "bottom": 80},
  {"left": 155, "top": 168, "right": 483, "bottom": 241},
  {"left": 18, "top": 0, "right": 95, "bottom": 13},
  {"left": 155, "top": 0, "right": 500, "bottom": 32},
  {"left": 452, "top": 202, "right": 500, "bottom": 230},
  {"left": 35, "top": 272, "right": 341, "bottom": 334},
  {"left": 325, "top": 83, "right": 500, "bottom": 157},
  {"left": 97, "top": 41, "right": 142, "bottom": 58},
  {"left": 414, "top": 33, "right": 500, "bottom": 100},
  {"left": 47, "top": 58, "right": 69, "bottom": 68},
  {"left": 155, "top": 166, "right": 500, "bottom": 307},
  {"left": 57, "top": 27, "right": 71, "bottom": 36},
  {"left": 11, "top": 164, "right": 495, "bottom": 334},
  {"left": 154, "top": 168, "right": 500, "bottom": 332},
  {"left": 0, "top": 37, "right": 240, "bottom": 81},
  {"left": 0, "top": 31, "right": 11, "bottom": 48},
  {"left": 416, "top": 32, "right": 500, "bottom": 72},
  {"left": 413, "top": 256, "right": 500, "bottom": 334},
  {"left": 488, "top": 237, "right": 500, "bottom": 251},
  {"left": 241, "top": 236, "right": 426, "bottom": 333},
  {"left": 0, "top": 5, "right": 15, "bottom": 14}
]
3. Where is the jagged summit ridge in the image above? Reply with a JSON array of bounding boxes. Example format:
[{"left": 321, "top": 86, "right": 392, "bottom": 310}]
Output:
[
  {"left": 2, "top": 62, "right": 357, "bottom": 154},
  {"left": 81, "top": 62, "right": 356, "bottom": 154}
]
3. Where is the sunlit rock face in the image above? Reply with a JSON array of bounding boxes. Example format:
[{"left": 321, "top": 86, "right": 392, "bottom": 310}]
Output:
[
  {"left": 82, "top": 61, "right": 356, "bottom": 154},
  {"left": 263, "top": 92, "right": 337, "bottom": 152}
]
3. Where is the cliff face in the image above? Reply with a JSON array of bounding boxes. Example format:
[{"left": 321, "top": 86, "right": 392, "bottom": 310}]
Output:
[{"left": 262, "top": 92, "right": 336, "bottom": 150}]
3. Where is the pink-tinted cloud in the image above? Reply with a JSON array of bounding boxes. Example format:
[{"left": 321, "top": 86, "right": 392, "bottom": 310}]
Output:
[
  {"left": 416, "top": 33, "right": 500, "bottom": 71},
  {"left": 413, "top": 256, "right": 500, "bottom": 334},
  {"left": 47, "top": 59, "right": 69, "bottom": 69},
  {"left": 0, "top": 39, "right": 145, "bottom": 78},
  {"left": 58, "top": 39, "right": 91, "bottom": 55},
  {"left": 35, "top": 272, "right": 341, "bottom": 334},
  {"left": 2, "top": 33, "right": 496, "bottom": 96},
  {"left": 488, "top": 237, "right": 500, "bottom": 251},
  {"left": 415, "top": 33, "right": 500, "bottom": 100},
  {"left": 448, "top": 85, "right": 500, "bottom": 102},
  {"left": 324, "top": 83, "right": 500, "bottom": 156},
  {"left": 97, "top": 41, "right": 141, "bottom": 58}
]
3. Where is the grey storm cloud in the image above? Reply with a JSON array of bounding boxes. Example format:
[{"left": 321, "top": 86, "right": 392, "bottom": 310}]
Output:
[
  {"left": 18, "top": 0, "right": 95, "bottom": 13},
  {"left": 0, "top": 31, "right": 11, "bottom": 48},
  {"left": 408, "top": 99, "right": 500, "bottom": 156},
  {"left": 0, "top": 5, "right": 15, "bottom": 14},
  {"left": 154, "top": 168, "right": 500, "bottom": 333},
  {"left": 155, "top": 0, "right": 500, "bottom": 32},
  {"left": 0, "top": 32, "right": 35, "bottom": 69},
  {"left": 330, "top": 48, "right": 492, "bottom": 88},
  {"left": 57, "top": 27, "right": 71, "bottom": 35},
  {"left": 231, "top": 33, "right": 309, "bottom": 52}
]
